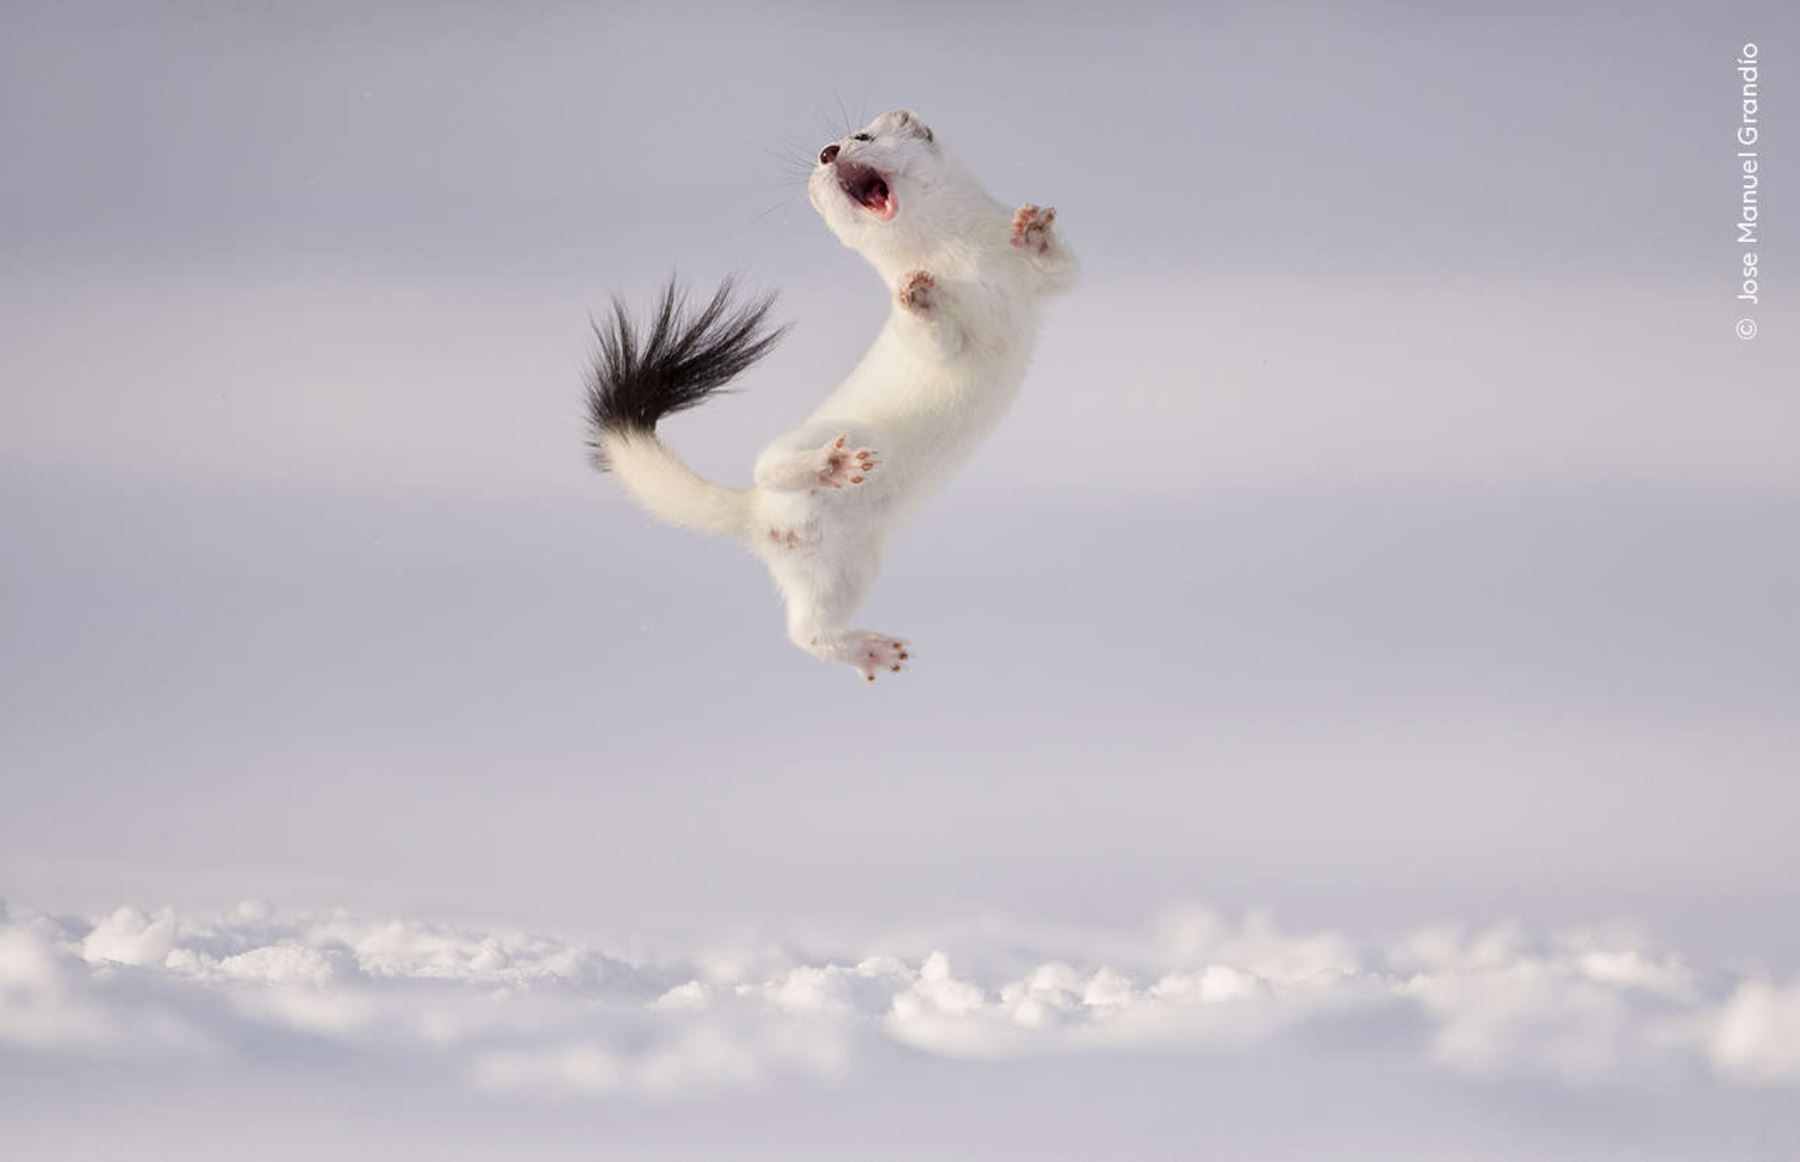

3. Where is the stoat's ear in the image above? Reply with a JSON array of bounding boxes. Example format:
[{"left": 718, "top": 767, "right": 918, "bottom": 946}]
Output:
[{"left": 884, "top": 109, "right": 934, "bottom": 143}]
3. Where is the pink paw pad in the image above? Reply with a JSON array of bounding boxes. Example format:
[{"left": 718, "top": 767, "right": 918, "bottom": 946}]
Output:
[
  {"left": 817, "top": 434, "right": 880, "bottom": 490},
  {"left": 854, "top": 635, "right": 912, "bottom": 683},
  {"left": 1011, "top": 204, "right": 1056, "bottom": 255},
  {"left": 897, "top": 270, "right": 936, "bottom": 313}
]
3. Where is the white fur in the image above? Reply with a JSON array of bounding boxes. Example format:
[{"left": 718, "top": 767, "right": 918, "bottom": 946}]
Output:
[{"left": 603, "top": 109, "right": 1074, "bottom": 681}]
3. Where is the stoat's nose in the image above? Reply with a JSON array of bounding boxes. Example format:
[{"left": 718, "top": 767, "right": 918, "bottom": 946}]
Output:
[{"left": 818, "top": 143, "right": 840, "bottom": 165}]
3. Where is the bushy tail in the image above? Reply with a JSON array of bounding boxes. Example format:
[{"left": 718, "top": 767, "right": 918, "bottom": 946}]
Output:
[{"left": 585, "top": 278, "right": 785, "bottom": 539}]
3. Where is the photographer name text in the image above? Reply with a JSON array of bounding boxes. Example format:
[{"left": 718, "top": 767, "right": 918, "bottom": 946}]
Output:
[{"left": 1735, "top": 43, "right": 1763, "bottom": 338}]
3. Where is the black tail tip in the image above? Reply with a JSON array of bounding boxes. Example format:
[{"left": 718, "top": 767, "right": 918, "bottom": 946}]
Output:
[{"left": 584, "top": 276, "right": 787, "bottom": 471}]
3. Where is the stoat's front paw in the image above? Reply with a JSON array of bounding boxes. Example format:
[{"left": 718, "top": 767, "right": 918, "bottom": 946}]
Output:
[
  {"left": 896, "top": 270, "right": 936, "bottom": 313},
  {"left": 1011, "top": 203, "right": 1057, "bottom": 256},
  {"left": 816, "top": 434, "right": 879, "bottom": 490}
]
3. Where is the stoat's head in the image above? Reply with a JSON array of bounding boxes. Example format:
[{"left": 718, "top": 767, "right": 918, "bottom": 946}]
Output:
[{"left": 809, "top": 109, "right": 964, "bottom": 260}]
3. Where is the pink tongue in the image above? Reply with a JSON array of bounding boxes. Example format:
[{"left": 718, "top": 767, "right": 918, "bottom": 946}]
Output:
[{"left": 872, "top": 190, "right": 896, "bottom": 221}]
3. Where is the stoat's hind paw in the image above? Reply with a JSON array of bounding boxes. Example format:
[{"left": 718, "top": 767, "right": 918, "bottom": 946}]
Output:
[
  {"left": 817, "top": 434, "right": 879, "bottom": 490},
  {"left": 897, "top": 270, "right": 936, "bottom": 313},
  {"left": 848, "top": 632, "right": 911, "bottom": 683},
  {"left": 1011, "top": 204, "right": 1057, "bottom": 255}
]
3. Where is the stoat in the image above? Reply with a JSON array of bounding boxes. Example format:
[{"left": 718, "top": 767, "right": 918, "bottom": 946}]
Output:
[{"left": 587, "top": 109, "right": 1074, "bottom": 681}]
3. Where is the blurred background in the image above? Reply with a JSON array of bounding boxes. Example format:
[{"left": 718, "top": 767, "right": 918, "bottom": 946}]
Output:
[{"left": 1, "top": 2, "right": 1796, "bottom": 1156}]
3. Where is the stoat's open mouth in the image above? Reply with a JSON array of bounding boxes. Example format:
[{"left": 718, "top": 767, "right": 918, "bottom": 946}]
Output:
[{"left": 836, "top": 161, "right": 896, "bottom": 221}]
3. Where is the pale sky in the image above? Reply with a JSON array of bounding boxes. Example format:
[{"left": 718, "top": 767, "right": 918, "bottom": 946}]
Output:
[{"left": 2, "top": 1, "right": 1797, "bottom": 1158}]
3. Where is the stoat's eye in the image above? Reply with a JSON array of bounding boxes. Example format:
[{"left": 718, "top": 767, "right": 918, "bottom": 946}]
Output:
[{"left": 851, "top": 133, "right": 873, "bottom": 142}]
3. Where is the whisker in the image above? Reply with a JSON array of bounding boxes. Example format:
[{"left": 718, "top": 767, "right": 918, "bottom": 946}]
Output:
[
  {"left": 832, "top": 89, "right": 852, "bottom": 137},
  {"left": 815, "top": 102, "right": 844, "bottom": 149},
  {"left": 767, "top": 137, "right": 817, "bottom": 168},
  {"left": 726, "top": 196, "right": 799, "bottom": 239},
  {"left": 766, "top": 147, "right": 813, "bottom": 172}
]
